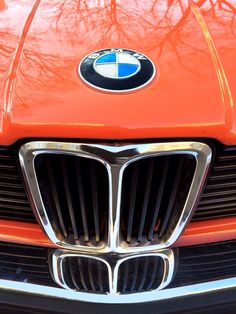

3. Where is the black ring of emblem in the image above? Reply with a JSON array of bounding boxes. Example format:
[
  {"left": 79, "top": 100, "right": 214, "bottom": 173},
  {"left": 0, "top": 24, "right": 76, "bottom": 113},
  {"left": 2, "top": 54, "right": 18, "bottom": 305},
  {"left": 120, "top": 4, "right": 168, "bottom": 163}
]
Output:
[{"left": 78, "top": 48, "right": 156, "bottom": 92}]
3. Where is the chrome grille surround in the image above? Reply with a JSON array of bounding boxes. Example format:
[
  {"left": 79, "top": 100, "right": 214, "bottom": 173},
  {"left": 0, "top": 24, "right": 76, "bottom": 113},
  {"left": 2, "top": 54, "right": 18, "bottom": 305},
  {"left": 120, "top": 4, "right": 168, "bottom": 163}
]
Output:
[{"left": 19, "top": 141, "right": 212, "bottom": 253}]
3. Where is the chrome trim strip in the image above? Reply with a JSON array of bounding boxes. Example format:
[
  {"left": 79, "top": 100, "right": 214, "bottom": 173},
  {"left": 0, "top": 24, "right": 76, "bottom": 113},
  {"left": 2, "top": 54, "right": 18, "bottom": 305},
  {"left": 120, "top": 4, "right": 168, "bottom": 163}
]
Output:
[
  {"left": 19, "top": 141, "right": 212, "bottom": 253},
  {"left": 0, "top": 277, "right": 236, "bottom": 304},
  {"left": 51, "top": 249, "right": 174, "bottom": 295}
]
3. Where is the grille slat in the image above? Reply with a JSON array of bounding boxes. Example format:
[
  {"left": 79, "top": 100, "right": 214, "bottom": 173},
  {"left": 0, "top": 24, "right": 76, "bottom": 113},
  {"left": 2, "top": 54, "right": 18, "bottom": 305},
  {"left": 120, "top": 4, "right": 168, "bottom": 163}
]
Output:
[
  {"left": 158, "top": 157, "right": 184, "bottom": 238},
  {"left": 213, "top": 164, "right": 236, "bottom": 171},
  {"left": 148, "top": 157, "right": 169, "bottom": 241},
  {"left": 0, "top": 182, "right": 24, "bottom": 189},
  {"left": 69, "top": 258, "right": 81, "bottom": 290},
  {"left": 61, "top": 159, "right": 79, "bottom": 240},
  {"left": 90, "top": 162, "right": 100, "bottom": 243},
  {"left": 0, "top": 197, "right": 29, "bottom": 204},
  {"left": 122, "top": 260, "right": 129, "bottom": 292},
  {"left": 88, "top": 259, "right": 96, "bottom": 291},
  {"left": 137, "top": 159, "right": 154, "bottom": 242},
  {"left": 197, "top": 202, "right": 236, "bottom": 211},
  {"left": 76, "top": 161, "right": 89, "bottom": 242},
  {"left": 77, "top": 257, "right": 89, "bottom": 291},
  {"left": 0, "top": 188, "right": 27, "bottom": 196},
  {"left": 209, "top": 173, "right": 236, "bottom": 181},
  {"left": 130, "top": 258, "right": 139, "bottom": 291},
  {"left": 201, "top": 188, "right": 236, "bottom": 198},
  {"left": 0, "top": 209, "right": 34, "bottom": 219},
  {"left": 97, "top": 260, "right": 104, "bottom": 292},
  {"left": 138, "top": 256, "right": 148, "bottom": 291},
  {"left": 121, "top": 155, "right": 196, "bottom": 245},
  {"left": 199, "top": 195, "right": 236, "bottom": 205},
  {"left": 126, "top": 165, "right": 140, "bottom": 243},
  {"left": 47, "top": 159, "right": 68, "bottom": 238},
  {"left": 146, "top": 257, "right": 159, "bottom": 290},
  {"left": 0, "top": 164, "right": 16, "bottom": 170}
]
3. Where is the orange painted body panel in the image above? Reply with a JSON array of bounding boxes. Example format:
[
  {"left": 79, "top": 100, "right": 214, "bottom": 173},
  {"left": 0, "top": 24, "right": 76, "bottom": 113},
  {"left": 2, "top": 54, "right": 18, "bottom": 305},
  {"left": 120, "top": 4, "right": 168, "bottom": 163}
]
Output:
[
  {"left": 0, "top": 220, "right": 54, "bottom": 247},
  {"left": 0, "top": 0, "right": 235, "bottom": 145},
  {"left": 1, "top": 217, "right": 236, "bottom": 248},
  {"left": 0, "top": 0, "right": 235, "bottom": 247},
  {"left": 175, "top": 217, "right": 236, "bottom": 247}
]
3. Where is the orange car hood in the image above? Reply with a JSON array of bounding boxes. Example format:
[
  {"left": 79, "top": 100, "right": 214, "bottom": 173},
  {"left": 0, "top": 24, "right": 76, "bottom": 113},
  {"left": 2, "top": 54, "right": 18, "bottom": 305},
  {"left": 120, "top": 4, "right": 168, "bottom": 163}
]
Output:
[{"left": 0, "top": 0, "right": 235, "bottom": 145}]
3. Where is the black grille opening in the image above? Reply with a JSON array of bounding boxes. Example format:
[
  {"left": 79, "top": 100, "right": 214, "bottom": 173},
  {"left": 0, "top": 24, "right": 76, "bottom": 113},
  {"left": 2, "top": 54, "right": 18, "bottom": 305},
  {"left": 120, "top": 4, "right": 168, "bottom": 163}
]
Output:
[
  {"left": 0, "top": 242, "right": 54, "bottom": 286},
  {"left": 120, "top": 154, "right": 196, "bottom": 244},
  {"left": 35, "top": 154, "right": 109, "bottom": 246},
  {"left": 117, "top": 256, "right": 164, "bottom": 293},
  {"left": 193, "top": 146, "right": 236, "bottom": 220},
  {"left": 172, "top": 239, "right": 236, "bottom": 287},
  {"left": 0, "top": 147, "right": 35, "bottom": 222},
  {"left": 62, "top": 256, "right": 109, "bottom": 293}
]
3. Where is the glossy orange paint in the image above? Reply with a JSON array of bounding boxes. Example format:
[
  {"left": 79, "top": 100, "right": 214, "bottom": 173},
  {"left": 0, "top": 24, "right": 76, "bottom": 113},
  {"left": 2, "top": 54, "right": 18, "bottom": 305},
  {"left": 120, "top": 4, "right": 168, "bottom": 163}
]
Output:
[
  {"left": 0, "top": 220, "right": 54, "bottom": 247},
  {"left": 0, "top": 0, "right": 234, "bottom": 145},
  {"left": 0, "top": 217, "right": 236, "bottom": 248},
  {"left": 174, "top": 217, "right": 236, "bottom": 247},
  {"left": 0, "top": 0, "right": 235, "bottom": 247}
]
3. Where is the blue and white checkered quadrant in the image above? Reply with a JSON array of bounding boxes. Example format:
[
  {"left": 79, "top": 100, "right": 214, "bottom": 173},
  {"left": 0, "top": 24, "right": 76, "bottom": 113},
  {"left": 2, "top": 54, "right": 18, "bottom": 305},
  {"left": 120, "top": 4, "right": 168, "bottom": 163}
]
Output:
[{"left": 93, "top": 52, "right": 141, "bottom": 79}]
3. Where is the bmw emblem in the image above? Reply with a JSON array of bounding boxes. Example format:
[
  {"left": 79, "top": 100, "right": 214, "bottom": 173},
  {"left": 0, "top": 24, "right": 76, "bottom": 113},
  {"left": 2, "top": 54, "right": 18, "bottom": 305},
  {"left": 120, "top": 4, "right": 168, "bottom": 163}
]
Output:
[{"left": 78, "top": 48, "right": 156, "bottom": 93}]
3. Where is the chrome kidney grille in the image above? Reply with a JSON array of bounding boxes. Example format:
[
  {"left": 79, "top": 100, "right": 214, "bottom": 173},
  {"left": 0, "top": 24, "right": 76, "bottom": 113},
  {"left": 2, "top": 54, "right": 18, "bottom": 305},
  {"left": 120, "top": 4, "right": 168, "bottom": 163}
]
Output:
[
  {"left": 51, "top": 250, "right": 173, "bottom": 296},
  {"left": 33, "top": 151, "right": 196, "bottom": 249},
  {"left": 19, "top": 141, "right": 211, "bottom": 302},
  {"left": 19, "top": 141, "right": 211, "bottom": 253}
]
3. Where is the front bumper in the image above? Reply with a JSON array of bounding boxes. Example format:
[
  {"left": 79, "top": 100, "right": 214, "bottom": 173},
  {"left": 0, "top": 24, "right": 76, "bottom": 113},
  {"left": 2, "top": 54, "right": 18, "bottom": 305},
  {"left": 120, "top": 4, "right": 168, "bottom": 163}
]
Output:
[{"left": 1, "top": 286, "right": 236, "bottom": 314}]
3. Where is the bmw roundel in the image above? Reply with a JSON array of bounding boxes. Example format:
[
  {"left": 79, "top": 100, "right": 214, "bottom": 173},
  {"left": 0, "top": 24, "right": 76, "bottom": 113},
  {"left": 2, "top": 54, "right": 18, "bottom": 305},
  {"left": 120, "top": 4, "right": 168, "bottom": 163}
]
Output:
[{"left": 78, "top": 48, "right": 156, "bottom": 92}]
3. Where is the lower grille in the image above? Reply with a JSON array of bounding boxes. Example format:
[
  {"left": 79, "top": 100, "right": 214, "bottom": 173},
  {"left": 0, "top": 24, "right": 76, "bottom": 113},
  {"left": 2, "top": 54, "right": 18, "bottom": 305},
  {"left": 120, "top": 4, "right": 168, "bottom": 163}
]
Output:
[
  {"left": 193, "top": 146, "right": 236, "bottom": 220},
  {"left": 117, "top": 256, "right": 164, "bottom": 293},
  {"left": 120, "top": 154, "right": 196, "bottom": 244},
  {"left": 172, "top": 239, "right": 236, "bottom": 287},
  {"left": 0, "top": 242, "right": 54, "bottom": 286},
  {"left": 61, "top": 256, "right": 109, "bottom": 293}
]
